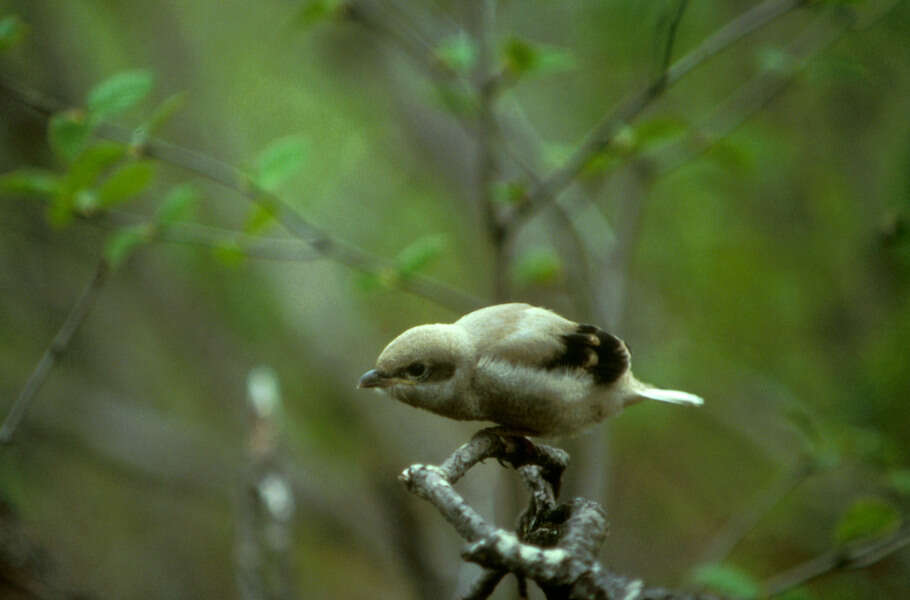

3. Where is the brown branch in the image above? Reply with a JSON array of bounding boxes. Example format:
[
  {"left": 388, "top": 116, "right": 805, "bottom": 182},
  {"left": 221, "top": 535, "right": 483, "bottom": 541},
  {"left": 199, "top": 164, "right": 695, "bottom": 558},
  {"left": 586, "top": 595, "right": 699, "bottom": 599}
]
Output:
[
  {"left": 763, "top": 524, "right": 910, "bottom": 597},
  {"left": 0, "top": 77, "right": 484, "bottom": 314},
  {"left": 0, "top": 258, "right": 109, "bottom": 444},
  {"left": 509, "top": 0, "right": 807, "bottom": 229}
]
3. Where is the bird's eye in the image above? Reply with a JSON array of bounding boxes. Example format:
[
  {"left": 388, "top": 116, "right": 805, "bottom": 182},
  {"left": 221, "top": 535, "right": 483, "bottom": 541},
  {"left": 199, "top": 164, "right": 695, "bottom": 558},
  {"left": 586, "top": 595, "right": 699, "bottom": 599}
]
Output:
[{"left": 405, "top": 362, "right": 428, "bottom": 379}]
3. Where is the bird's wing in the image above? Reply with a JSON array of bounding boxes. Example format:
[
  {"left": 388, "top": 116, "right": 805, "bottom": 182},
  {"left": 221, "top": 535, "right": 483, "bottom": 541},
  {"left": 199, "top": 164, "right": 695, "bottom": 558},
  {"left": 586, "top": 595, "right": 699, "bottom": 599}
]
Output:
[{"left": 457, "top": 304, "right": 630, "bottom": 384}]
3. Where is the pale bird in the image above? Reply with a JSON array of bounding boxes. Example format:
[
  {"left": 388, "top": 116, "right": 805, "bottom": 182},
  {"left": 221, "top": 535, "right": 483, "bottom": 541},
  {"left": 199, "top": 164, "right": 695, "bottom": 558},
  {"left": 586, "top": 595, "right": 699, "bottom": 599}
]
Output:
[{"left": 358, "top": 303, "right": 702, "bottom": 437}]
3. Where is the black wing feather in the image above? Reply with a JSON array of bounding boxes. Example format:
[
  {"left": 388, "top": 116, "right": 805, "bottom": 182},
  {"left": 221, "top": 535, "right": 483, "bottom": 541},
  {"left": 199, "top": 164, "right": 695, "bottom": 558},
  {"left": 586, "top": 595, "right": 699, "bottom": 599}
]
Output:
[{"left": 545, "top": 324, "right": 630, "bottom": 385}]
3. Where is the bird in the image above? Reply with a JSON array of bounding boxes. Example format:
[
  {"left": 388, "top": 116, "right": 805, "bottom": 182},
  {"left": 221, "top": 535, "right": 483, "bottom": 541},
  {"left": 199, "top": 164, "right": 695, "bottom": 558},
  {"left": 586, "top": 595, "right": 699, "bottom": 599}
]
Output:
[{"left": 358, "top": 303, "right": 703, "bottom": 438}]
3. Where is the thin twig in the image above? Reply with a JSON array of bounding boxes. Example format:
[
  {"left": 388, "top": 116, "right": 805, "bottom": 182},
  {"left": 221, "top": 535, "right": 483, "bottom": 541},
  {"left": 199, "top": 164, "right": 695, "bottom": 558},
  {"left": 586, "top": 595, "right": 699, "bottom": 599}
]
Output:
[
  {"left": 0, "top": 77, "right": 484, "bottom": 314},
  {"left": 0, "top": 259, "right": 109, "bottom": 444},
  {"left": 659, "top": 0, "right": 691, "bottom": 74},
  {"left": 651, "top": 7, "right": 853, "bottom": 178},
  {"left": 510, "top": 0, "right": 807, "bottom": 228},
  {"left": 763, "top": 525, "right": 910, "bottom": 597},
  {"left": 697, "top": 462, "right": 814, "bottom": 567},
  {"left": 97, "top": 211, "right": 324, "bottom": 262},
  {"left": 474, "top": 0, "right": 508, "bottom": 301}
]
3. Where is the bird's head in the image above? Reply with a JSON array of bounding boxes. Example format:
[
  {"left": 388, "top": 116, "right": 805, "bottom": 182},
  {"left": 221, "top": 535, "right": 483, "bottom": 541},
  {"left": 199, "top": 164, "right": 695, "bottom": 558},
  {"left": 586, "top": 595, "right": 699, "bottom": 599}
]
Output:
[{"left": 358, "top": 323, "right": 474, "bottom": 416}]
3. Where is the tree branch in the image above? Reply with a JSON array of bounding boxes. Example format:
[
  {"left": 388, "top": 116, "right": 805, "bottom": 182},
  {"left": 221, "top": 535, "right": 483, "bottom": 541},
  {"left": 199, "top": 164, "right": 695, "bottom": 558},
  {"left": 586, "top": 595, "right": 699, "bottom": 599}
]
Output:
[
  {"left": 0, "top": 77, "right": 484, "bottom": 314},
  {"left": 509, "top": 0, "right": 807, "bottom": 228},
  {"left": 763, "top": 525, "right": 910, "bottom": 597},
  {"left": 399, "top": 429, "right": 721, "bottom": 600},
  {"left": 0, "top": 258, "right": 109, "bottom": 444}
]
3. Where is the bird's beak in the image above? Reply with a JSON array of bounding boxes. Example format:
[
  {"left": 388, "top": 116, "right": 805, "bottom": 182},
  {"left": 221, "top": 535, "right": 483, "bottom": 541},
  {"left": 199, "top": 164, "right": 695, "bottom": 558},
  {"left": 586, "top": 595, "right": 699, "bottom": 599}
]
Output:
[{"left": 358, "top": 369, "right": 392, "bottom": 389}]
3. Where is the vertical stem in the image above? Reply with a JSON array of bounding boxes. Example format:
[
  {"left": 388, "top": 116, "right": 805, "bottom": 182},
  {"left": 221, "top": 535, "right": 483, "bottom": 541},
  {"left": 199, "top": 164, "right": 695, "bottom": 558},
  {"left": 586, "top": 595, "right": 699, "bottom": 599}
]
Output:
[
  {"left": 0, "top": 258, "right": 110, "bottom": 444},
  {"left": 476, "top": 0, "right": 507, "bottom": 302}
]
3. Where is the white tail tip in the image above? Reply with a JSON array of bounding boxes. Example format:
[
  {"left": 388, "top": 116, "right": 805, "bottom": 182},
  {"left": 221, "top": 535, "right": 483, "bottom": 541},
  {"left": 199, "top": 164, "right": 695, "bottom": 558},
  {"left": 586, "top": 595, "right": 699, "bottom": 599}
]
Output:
[{"left": 636, "top": 387, "right": 704, "bottom": 406}]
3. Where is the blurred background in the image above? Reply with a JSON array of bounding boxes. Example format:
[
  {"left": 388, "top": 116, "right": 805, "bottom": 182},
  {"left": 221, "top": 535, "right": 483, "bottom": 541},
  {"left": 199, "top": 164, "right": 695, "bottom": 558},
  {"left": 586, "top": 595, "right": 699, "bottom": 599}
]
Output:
[{"left": 1, "top": 0, "right": 909, "bottom": 598}]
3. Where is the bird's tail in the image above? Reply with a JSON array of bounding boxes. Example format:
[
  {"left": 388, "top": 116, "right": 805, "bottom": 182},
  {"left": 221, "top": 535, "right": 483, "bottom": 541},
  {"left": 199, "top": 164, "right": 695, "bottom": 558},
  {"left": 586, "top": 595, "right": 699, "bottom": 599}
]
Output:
[{"left": 628, "top": 377, "right": 704, "bottom": 407}]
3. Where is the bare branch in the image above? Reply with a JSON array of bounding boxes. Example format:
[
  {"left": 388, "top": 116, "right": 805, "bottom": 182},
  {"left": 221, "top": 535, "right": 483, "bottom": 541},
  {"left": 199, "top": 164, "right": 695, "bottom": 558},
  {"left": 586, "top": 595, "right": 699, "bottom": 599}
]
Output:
[
  {"left": 763, "top": 525, "right": 910, "bottom": 597},
  {"left": 696, "top": 462, "right": 814, "bottom": 567},
  {"left": 510, "top": 0, "right": 807, "bottom": 228},
  {"left": 0, "top": 77, "right": 484, "bottom": 314},
  {"left": 0, "top": 259, "right": 109, "bottom": 444},
  {"left": 400, "top": 429, "right": 722, "bottom": 600},
  {"left": 659, "top": 0, "right": 691, "bottom": 74}
]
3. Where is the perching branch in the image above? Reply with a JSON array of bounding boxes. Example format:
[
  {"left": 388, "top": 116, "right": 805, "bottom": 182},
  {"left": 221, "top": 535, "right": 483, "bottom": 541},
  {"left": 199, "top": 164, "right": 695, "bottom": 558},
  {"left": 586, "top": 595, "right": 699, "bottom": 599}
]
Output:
[
  {"left": 763, "top": 524, "right": 910, "bottom": 597},
  {"left": 0, "top": 258, "right": 109, "bottom": 444},
  {"left": 399, "top": 429, "right": 721, "bottom": 600},
  {"left": 0, "top": 77, "right": 484, "bottom": 314},
  {"left": 509, "top": 0, "right": 807, "bottom": 228}
]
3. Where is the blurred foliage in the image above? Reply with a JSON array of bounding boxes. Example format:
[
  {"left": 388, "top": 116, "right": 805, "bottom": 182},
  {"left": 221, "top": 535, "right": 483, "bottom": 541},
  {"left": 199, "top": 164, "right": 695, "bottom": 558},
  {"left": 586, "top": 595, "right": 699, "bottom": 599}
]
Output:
[{"left": 1, "top": 1, "right": 909, "bottom": 599}]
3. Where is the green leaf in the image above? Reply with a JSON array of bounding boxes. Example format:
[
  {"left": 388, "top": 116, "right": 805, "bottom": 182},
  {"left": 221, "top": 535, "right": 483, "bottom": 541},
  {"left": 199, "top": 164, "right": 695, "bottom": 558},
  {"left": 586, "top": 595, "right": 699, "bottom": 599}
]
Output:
[
  {"left": 635, "top": 117, "right": 688, "bottom": 150},
  {"left": 0, "top": 14, "right": 28, "bottom": 51},
  {"left": 105, "top": 224, "right": 153, "bottom": 269},
  {"left": 492, "top": 181, "right": 528, "bottom": 206},
  {"left": 887, "top": 469, "right": 910, "bottom": 496},
  {"left": 434, "top": 33, "right": 477, "bottom": 74},
  {"left": 97, "top": 161, "right": 156, "bottom": 208},
  {"left": 292, "top": 0, "right": 342, "bottom": 28},
  {"left": 835, "top": 497, "right": 901, "bottom": 545},
  {"left": 513, "top": 247, "right": 562, "bottom": 287},
  {"left": 65, "top": 142, "right": 127, "bottom": 191},
  {"left": 691, "top": 564, "right": 760, "bottom": 599},
  {"left": 133, "top": 91, "right": 188, "bottom": 145},
  {"left": 433, "top": 84, "right": 478, "bottom": 117},
  {"left": 254, "top": 135, "right": 309, "bottom": 192},
  {"left": 49, "top": 111, "right": 92, "bottom": 162},
  {"left": 502, "top": 37, "right": 574, "bottom": 78},
  {"left": 212, "top": 239, "right": 246, "bottom": 267},
  {"left": 244, "top": 201, "right": 277, "bottom": 234},
  {"left": 0, "top": 169, "right": 61, "bottom": 197},
  {"left": 155, "top": 183, "right": 199, "bottom": 224},
  {"left": 395, "top": 234, "right": 447, "bottom": 278},
  {"left": 503, "top": 37, "right": 538, "bottom": 76},
  {"left": 86, "top": 69, "right": 154, "bottom": 120}
]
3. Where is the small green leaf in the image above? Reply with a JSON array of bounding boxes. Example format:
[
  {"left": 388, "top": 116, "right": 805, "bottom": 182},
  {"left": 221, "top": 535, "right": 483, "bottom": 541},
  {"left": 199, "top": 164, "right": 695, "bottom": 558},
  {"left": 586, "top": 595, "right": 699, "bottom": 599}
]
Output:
[
  {"left": 395, "top": 234, "right": 447, "bottom": 278},
  {"left": 155, "top": 183, "right": 199, "bottom": 224},
  {"left": 0, "top": 15, "right": 28, "bottom": 51},
  {"left": 492, "top": 181, "right": 528, "bottom": 206},
  {"left": 0, "top": 169, "right": 61, "bottom": 197},
  {"left": 887, "top": 469, "right": 910, "bottom": 496},
  {"left": 433, "top": 84, "right": 478, "bottom": 117},
  {"left": 244, "top": 201, "right": 277, "bottom": 235},
  {"left": 691, "top": 564, "right": 759, "bottom": 599},
  {"left": 254, "top": 135, "right": 309, "bottom": 192},
  {"left": 144, "top": 91, "right": 187, "bottom": 134},
  {"left": 105, "top": 224, "right": 153, "bottom": 269},
  {"left": 49, "top": 111, "right": 92, "bottom": 162},
  {"left": 835, "top": 497, "right": 901, "bottom": 545},
  {"left": 503, "top": 37, "right": 538, "bottom": 76},
  {"left": 292, "top": 0, "right": 342, "bottom": 28},
  {"left": 434, "top": 33, "right": 477, "bottom": 74},
  {"left": 513, "top": 247, "right": 562, "bottom": 287},
  {"left": 86, "top": 69, "right": 154, "bottom": 120},
  {"left": 97, "top": 161, "right": 156, "bottom": 208},
  {"left": 212, "top": 239, "right": 246, "bottom": 267},
  {"left": 502, "top": 37, "right": 574, "bottom": 78},
  {"left": 65, "top": 142, "right": 127, "bottom": 191},
  {"left": 635, "top": 118, "right": 688, "bottom": 150}
]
